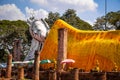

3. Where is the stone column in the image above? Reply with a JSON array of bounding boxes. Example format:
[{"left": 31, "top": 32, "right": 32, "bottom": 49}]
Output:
[
  {"left": 6, "top": 54, "right": 12, "bottom": 78},
  {"left": 33, "top": 51, "right": 40, "bottom": 80},
  {"left": 57, "top": 28, "right": 67, "bottom": 72}
]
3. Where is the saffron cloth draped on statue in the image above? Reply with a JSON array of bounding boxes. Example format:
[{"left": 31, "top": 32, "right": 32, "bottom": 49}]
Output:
[{"left": 40, "top": 19, "right": 120, "bottom": 71}]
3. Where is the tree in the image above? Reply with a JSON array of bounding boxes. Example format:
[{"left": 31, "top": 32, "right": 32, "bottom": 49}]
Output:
[
  {"left": 0, "top": 20, "right": 29, "bottom": 62},
  {"left": 107, "top": 11, "right": 120, "bottom": 30},
  {"left": 61, "top": 9, "right": 79, "bottom": 28},
  {"left": 0, "top": 49, "right": 8, "bottom": 62},
  {"left": 45, "top": 12, "right": 60, "bottom": 28},
  {"left": 93, "top": 10, "right": 120, "bottom": 30},
  {"left": 46, "top": 9, "right": 93, "bottom": 30}
]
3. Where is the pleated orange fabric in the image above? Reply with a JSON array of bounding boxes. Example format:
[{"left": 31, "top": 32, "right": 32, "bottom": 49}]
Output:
[{"left": 40, "top": 19, "right": 120, "bottom": 71}]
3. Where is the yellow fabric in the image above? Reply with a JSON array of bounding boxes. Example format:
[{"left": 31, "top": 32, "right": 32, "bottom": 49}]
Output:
[{"left": 40, "top": 19, "right": 120, "bottom": 71}]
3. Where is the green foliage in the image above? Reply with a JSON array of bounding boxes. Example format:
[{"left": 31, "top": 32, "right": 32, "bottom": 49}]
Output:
[
  {"left": 0, "top": 20, "right": 29, "bottom": 62},
  {"left": 45, "top": 12, "right": 60, "bottom": 28},
  {"left": 0, "top": 20, "right": 29, "bottom": 42},
  {"left": 0, "top": 49, "right": 8, "bottom": 62},
  {"left": 107, "top": 11, "right": 120, "bottom": 25},
  {"left": 45, "top": 9, "right": 92, "bottom": 30},
  {"left": 93, "top": 10, "right": 120, "bottom": 30}
]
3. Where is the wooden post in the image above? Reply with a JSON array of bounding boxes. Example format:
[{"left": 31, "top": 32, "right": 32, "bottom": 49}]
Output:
[
  {"left": 49, "top": 70, "right": 56, "bottom": 80},
  {"left": 33, "top": 51, "right": 40, "bottom": 80},
  {"left": 93, "top": 72, "right": 106, "bottom": 80},
  {"left": 71, "top": 69, "right": 79, "bottom": 80},
  {"left": 18, "top": 66, "right": 24, "bottom": 79},
  {"left": 6, "top": 54, "right": 12, "bottom": 78},
  {"left": 57, "top": 28, "right": 67, "bottom": 72}
]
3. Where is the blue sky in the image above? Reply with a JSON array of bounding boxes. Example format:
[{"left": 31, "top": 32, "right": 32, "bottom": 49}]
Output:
[{"left": 0, "top": 0, "right": 120, "bottom": 25}]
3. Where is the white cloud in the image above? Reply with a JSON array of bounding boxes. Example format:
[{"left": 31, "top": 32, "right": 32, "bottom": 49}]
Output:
[
  {"left": 59, "top": 0, "right": 97, "bottom": 11},
  {"left": 0, "top": 4, "right": 25, "bottom": 20},
  {"left": 25, "top": 7, "right": 48, "bottom": 19},
  {"left": 78, "top": 11, "right": 103, "bottom": 26},
  {"left": 30, "top": 0, "right": 48, "bottom": 5},
  {"left": 29, "top": 0, "right": 98, "bottom": 25},
  {"left": 86, "top": 20, "right": 94, "bottom": 26},
  {"left": 30, "top": 0, "right": 98, "bottom": 12}
]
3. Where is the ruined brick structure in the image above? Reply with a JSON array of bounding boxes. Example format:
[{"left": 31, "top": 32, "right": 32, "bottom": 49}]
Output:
[
  {"left": 57, "top": 28, "right": 67, "bottom": 72},
  {"left": 13, "top": 39, "right": 22, "bottom": 61}
]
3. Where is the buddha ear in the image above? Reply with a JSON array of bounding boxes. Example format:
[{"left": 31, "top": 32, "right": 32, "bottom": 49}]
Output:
[
  {"left": 41, "top": 18, "right": 50, "bottom": 30},
  {"left": 27, "top": 19, "right": 31, "bottom": 26}
]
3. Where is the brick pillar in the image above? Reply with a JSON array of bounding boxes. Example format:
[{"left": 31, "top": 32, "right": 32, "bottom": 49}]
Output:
[
  {"left": 13, "top": 40, "right": 17, "bottom": 60},
  {"left": 57, "top": 28, "right": 67, "bottom": 72},
  {"left": 13, "top": 39, "right": 22, "bottom": 61},
  {"left": 33, "top": 51, "right": 40, "bottom": 80},
  {"left": 6, "top": 54, "right": 12, "bottom": 78},
  {"left": 18, "top": 66, "right": 24, "bottom": 79},
  {"left": 17, "top": 40, "right": 22, "bottom": 61}
]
